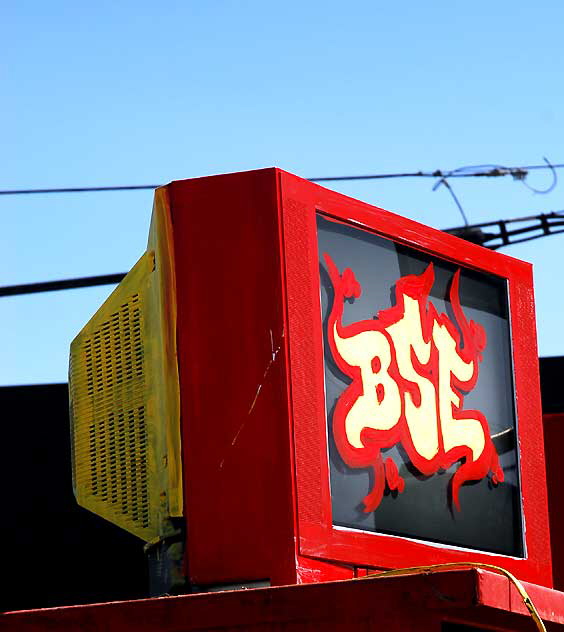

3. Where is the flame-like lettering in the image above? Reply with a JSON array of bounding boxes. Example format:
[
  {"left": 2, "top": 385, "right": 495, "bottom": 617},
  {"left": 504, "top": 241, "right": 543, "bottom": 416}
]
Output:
[{"left": 324, "top": 253, "right": 503, "bottom": 512}]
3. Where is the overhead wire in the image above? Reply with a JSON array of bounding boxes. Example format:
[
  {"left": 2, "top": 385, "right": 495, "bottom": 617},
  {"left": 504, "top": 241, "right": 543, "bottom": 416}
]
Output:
[
  {"left": 520, "top": 157, "right": 558, "bottom": 194},
  {"left": 432, "top": 177, "right": 469, "bottom": 226},
  {"left": 0, "top": 273, "right": 127, "bottom": 297},
  {"left": 1, "top": 161, "right": 564, "bottom": 195},
  {"left": 444, "top": 210, "right": 564, "bottom": 249},
  {"left": 428, "top": 158, "right": 559, "bottom": 225},
  {"left": 2, "top": 159, "right": 564, "bottom": 297},
  {"left": 4, "top": 209, "right": 564, "bottom": 297}
]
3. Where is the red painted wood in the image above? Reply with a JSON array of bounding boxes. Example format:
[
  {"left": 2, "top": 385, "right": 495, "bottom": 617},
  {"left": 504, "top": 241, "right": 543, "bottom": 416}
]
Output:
[
  {"left": 278, "top": 169, "right": 552, "bottom": 586},
  {"left": 475, "top": 568, "right": 564, "bottom": 624},
  {"left": 5, "top": 569, "right": 564, "bottom": 632},
  {"left": 168, "top": 170, "right": 298, "bottom": 587},
  {"left": 544, "top": 413, "right": 564, "bottom": 590},
  {"left": 295, "top": 555, "right": 355, "bottom": 584},
  {"left": 0, "top": 570, "right": 474, "bottom": 631}
]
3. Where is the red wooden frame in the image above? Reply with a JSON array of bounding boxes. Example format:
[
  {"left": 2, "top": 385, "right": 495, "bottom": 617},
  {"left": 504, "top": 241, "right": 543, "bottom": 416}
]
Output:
[{"left": 279, "top": 170, "right": 552, "bottom": 586}]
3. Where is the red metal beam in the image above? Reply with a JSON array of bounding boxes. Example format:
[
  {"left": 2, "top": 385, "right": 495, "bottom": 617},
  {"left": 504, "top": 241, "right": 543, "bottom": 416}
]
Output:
[{"left": 3, "top": 569, "right": 564, "bottom": 631}]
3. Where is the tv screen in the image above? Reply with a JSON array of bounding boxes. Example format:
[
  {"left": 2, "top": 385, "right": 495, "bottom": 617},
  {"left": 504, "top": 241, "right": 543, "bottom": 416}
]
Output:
[{"left": 317, "top": 214, "right": 522, "bottom": 557}]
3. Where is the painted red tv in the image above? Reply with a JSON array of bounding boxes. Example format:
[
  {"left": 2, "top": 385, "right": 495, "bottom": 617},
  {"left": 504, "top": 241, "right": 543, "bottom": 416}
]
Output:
[
  {"left": 174, "top": 167, "right": 551, "bottom": 587},
  {"left": 70, "top": 167, "right": 552, "bottom": 591}
]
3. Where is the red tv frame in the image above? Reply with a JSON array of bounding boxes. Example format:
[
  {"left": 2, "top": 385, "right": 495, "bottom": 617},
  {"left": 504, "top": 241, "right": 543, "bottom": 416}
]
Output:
[{"left": 167, "top": 168, "right": 551, "bottom": 588}]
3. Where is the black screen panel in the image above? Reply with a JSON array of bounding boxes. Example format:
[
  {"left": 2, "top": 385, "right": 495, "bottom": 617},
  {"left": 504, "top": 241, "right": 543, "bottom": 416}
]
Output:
[{"left": 317, "top": 214, "right": 523, "bottom": 557}]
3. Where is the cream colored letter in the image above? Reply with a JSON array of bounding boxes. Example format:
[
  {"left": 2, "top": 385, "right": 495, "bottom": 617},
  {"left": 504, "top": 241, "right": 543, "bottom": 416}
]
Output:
[
  {"left": 387, "top": 296, "right": 439, "bottom": 461},
  {"left": 432, "top": 321, "right": 485, "bottom": 460},
  {"left": 333, "top": 324, "right": 401, "bottom": 449}
]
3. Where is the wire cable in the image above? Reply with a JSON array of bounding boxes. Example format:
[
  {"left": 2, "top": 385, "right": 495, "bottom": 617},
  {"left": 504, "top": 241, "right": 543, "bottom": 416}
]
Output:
[
  {"left": 2, "top": 162, "right": 564, "bottom": 195},
  {"left": 3, "top": 210, "right": 564, "bottom": 297},
  {"left": 444, "top": 210, "right": 564, "bottom": 249},
  {"left": 356, "top": 562, "right": 546, "bottom": 632},
  {"left": 0, "top": 273, "right": 127, "bottom": 297},
  {"left": 432, "top": 177, "right": 469, "bottom": 225},
  {"left": 520, "top": 157, "right": 558, "bottom": 195},
  {"left": 0, "top": 184, "right": 161, "bottom": 195}
]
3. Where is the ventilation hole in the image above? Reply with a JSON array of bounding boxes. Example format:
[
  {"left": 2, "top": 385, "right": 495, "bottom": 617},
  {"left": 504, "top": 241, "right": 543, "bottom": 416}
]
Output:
[{"left": 75, "top": 292, "right": 151, "bottom": 530}]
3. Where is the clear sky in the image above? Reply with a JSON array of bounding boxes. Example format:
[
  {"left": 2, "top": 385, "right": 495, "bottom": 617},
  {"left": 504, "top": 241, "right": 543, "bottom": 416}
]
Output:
[{"left": 3, "top": 1, "right": 564, "bottom": 385}]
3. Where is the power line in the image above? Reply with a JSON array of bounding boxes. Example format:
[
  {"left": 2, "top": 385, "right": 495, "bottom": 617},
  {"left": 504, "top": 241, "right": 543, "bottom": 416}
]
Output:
[
  {"left": 4, "top": 209, "right": 564, "bottom": 297},
  {"left": 0, "top": 184, "right": 161, "bottom": 196},
  {"left": 1, "top": 162, "right": 564, "bottom": 195},
  {"left": 444, "top": 210, "right": 564, "bottom": 249},
  {"left": 0, "top": 273, "right": 127, "bottom": 297},
  {"left": 2, "top": 160, "right": 563, "bottom": 297}
]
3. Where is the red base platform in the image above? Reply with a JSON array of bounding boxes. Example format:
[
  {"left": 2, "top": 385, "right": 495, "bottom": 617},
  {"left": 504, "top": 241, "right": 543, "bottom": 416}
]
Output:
[{"left": 2, "top": 569, "right": 563, "bottom": 631}]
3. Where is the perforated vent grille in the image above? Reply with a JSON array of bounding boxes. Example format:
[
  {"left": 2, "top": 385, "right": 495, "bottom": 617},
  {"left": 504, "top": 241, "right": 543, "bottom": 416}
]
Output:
[
  {"left": 84, "top": 296, "right": 144, "bottom": 395},
  {"left": 70, "top": 287, "right": 156, "bottom": 539},
  {"left": 87, "top": 405, "right": 149, "bottom": 527}
]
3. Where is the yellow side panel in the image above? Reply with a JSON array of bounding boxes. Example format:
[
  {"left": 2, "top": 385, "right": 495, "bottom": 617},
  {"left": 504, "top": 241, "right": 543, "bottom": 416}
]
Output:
[
  {"left": 69, "top": 188, "right": 182, "bottom": 540},
  {"left": 147, "top": 187, "right": 183, "bottom": 518}
]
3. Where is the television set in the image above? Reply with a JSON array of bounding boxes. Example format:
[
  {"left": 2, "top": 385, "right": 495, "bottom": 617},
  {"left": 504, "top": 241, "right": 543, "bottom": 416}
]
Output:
[{"left": 69, "top": 168, "right": 552, "bottom": 590}]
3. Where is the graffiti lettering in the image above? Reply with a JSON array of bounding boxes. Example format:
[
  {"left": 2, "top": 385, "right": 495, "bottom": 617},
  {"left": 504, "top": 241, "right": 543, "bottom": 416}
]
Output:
[{"left": 324, "top": 254, "right": 503, "bottom": 512}]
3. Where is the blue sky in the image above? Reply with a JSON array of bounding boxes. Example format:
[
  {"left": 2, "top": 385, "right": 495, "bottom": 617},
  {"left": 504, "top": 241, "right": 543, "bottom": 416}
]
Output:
[{"left": 3, "top": 1, "right": 564, "bottom": 385}]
